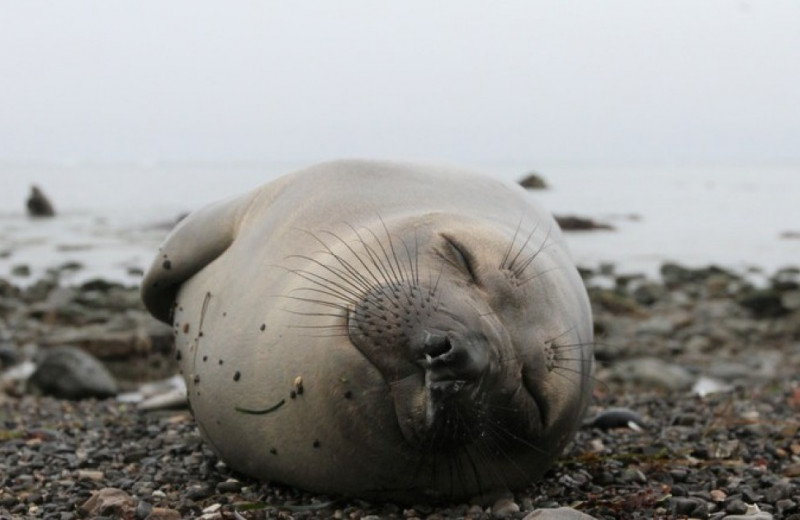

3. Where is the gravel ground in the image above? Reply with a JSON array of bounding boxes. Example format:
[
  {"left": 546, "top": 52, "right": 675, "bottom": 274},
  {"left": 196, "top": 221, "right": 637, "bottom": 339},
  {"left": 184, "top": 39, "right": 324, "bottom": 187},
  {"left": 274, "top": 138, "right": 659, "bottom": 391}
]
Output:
[{"left": 1, "top": 262, "right": 799, "bottom": 519}]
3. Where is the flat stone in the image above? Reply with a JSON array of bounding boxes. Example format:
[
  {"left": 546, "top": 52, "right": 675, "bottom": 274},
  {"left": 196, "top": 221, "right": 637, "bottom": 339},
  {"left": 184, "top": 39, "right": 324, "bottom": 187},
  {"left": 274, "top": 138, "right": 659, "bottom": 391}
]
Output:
[{"left": 28, "top": 345, "right": 118, "bottom": 399}]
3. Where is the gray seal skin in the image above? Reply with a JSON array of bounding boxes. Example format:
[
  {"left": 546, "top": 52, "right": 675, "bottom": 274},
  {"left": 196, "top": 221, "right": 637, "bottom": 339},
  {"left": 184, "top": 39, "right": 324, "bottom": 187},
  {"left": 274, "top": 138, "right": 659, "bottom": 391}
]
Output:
[{"left": 141, "top": 159, "right": 594, "bottom": 502}]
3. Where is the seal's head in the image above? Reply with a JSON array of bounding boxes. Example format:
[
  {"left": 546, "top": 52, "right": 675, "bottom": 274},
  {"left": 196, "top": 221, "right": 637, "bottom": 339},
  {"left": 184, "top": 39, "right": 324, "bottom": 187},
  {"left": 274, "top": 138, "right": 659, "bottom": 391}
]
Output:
[{"left": 289, "top": 212, "right": 594, "bottom": 500}]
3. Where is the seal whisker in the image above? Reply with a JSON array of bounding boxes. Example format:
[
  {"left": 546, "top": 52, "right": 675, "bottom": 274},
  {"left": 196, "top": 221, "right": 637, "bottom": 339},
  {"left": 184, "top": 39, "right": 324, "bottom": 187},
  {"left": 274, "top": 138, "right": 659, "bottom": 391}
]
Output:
[
  {"left": 551, "top": 341, "right": 598, "bottom": 351},
  {"left": 500, "top": 215, "right": 525, "bottom": 269},
  {"left": 286, "top": 256, "right": 371, "bottom": 298},
  {"left": 411, "top": 229, "right": 420, "bottom": 286},
  {"left": 295, "top": 228, "right": 376, "bottom": 291},
  {"left": 287, "top": 271, "right": 362, "bottom": 304},
  {"left": 545, "top": 326, "right": 578, "bottom": 344},
  {"left": 378, "top": 215, "right": 413, "bottom": 288},
  {"left": 319, "top": 228, "right": 388, "bottom": 292},
  {"left": 454, "top": 412, "right": 495, "bottom": 498},
  {"left": 547, "top": 366, "right": 587, "bottom": 389},
  {"left": 483, "top": 418, "right": 554, "bottom": 458},
  {"left": 361, "top": 223, "right": 405, "bottom": 289},
  {"left": 518, "top": 265, "right": 566, "bottom": 286},
  {"left": 482, "top": 430, "right": 535, "bottom": 486},
  {"left": 346, "top": 224, "right": 401, "bottom": 291},
  {"left": 277, "top": 295, "right": 350, "bottom": 313},
  {"left": 289, "top": 286, "right": 353, "bottom": 305},
  {"left": 513, "top": 221, "right": 554, "bottom": 277},
  {"left": 505, "top": 222, "right": 541, "bottom": 272}
]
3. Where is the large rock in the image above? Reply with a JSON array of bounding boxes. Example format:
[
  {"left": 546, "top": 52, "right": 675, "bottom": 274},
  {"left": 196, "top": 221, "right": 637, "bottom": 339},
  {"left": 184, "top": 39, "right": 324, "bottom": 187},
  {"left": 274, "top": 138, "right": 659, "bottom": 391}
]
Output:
[
  {"left": 26, "top": 185, "right": 56, "bottom": 217},
  {"left": 518, "top": 171, "right": 549, "bottom": 189},
  {"left": 28, "top": 345, "right": 118, "bottom": 399},
  {"left": 555, "top": 215, "right": 614, "bottom": 231}
]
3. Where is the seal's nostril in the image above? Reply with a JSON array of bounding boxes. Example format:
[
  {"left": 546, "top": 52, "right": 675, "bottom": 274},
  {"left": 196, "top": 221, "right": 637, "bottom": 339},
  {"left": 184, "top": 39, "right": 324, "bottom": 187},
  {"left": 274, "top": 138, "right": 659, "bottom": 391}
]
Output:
[{"left": 425, "top": 334, "right": 453, "bottom": 359}]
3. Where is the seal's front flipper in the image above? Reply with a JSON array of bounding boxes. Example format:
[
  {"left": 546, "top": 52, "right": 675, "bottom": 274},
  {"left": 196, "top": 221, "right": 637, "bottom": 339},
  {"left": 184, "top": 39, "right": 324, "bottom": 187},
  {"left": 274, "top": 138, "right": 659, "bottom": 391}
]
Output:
[{"left": 141, "top": 193, "right": 255, "bottom": 323}]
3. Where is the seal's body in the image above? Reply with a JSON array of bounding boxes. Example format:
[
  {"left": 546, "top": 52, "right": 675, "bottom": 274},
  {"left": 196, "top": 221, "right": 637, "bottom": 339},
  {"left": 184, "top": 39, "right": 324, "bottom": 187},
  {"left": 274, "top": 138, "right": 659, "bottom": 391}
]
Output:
[{"left": 142, "top": 160, "right": 594, "bottom": 502}]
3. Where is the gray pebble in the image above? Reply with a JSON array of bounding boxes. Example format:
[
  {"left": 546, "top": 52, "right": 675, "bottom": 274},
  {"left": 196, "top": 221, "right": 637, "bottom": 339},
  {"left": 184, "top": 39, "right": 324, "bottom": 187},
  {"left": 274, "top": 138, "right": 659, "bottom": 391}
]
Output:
[
  {"left": 523, "top": 507, "right": 598, "bottom": 519},
  {"left": 28, "top": 345, "right": 118, "bottom": 399}
]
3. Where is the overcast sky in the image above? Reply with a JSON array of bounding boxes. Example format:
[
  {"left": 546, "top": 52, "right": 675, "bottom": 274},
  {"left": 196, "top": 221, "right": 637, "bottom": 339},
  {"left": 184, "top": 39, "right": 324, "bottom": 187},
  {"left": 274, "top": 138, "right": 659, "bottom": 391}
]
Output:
[{"left": 1, "top": 1, "right": 798, "bottom": 165}]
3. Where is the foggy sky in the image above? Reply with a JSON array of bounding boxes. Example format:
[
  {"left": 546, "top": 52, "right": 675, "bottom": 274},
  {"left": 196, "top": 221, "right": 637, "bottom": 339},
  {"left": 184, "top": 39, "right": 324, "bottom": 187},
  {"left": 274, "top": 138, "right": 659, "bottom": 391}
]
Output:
[{"left": 1, "top": 1, "right": 798, "bottom": 165}]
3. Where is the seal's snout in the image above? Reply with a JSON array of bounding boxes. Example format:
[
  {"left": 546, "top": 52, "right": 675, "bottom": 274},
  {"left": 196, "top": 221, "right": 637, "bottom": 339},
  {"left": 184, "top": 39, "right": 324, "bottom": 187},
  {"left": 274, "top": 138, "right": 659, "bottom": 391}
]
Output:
[
  {"left": 422, "top": 332, "right": 453, "bottom": 360},
  {"left": 416, "top": 330, "right": 489, "bottom": 386}
]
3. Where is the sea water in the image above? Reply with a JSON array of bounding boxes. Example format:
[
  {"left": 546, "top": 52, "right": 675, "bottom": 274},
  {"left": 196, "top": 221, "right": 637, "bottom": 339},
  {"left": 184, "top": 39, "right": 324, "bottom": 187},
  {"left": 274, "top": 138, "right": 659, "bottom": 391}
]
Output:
[{"left": 1, "top": 161, "right": 798, "bottom": 285}]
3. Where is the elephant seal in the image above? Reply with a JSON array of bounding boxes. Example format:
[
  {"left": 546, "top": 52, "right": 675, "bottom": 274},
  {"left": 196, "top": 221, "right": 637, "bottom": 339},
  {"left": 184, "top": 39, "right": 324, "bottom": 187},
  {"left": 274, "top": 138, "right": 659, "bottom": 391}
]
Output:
[{"left": 141, "top": 159, "right": 594, "bottom": 502}]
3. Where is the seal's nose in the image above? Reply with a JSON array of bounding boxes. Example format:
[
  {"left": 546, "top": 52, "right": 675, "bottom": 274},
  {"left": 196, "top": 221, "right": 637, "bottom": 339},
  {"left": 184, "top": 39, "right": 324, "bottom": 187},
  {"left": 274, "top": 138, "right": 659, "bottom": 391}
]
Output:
[
  {"left": 423, "top": 332, "right": 453, "bottom": 360},
  {"left": 417, "top": 331, "right": 488, "bottom": 384}
]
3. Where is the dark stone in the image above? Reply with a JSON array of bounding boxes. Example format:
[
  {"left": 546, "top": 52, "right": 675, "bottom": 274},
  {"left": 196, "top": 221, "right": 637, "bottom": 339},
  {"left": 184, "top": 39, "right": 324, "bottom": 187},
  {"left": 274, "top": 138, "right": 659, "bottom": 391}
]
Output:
[
  {"left": 738, "top": 289, "right": 788, "bottom": 318},
  {"left": 585, "top": 408, "right": 646, "bottom": 431},
  {"left": 136, "top": 500, "right": 154, "bottom": 519},
  {"left": 11, "top": 264, "right": 31, "bottom": 277},
  {"left": 27, "top": 185, "right": 56, "bottom": 217},
  {"left": 28, "top": 345, "right": 119, "bottom": 399},
  {"left": 555, "top": 215, "right": 614, "bottom": 231},
  {"left": 518, "top": 172, "right": 548, "bottom": 189},
  {"left": 216, "top": 481, "right": 243, "bottom": 493}
]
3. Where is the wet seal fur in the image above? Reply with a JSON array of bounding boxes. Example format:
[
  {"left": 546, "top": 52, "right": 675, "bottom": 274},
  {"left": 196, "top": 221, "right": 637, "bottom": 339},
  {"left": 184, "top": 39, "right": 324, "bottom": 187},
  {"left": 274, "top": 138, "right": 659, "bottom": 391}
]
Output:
[{"left": 141, "top": 160, "right": 594, "bottom": 502}]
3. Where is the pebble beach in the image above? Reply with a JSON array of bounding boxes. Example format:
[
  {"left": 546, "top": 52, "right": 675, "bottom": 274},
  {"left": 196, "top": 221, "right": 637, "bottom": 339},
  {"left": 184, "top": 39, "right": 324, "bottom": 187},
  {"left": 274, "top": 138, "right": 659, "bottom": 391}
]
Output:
[{"left": 2, "top": 255, "right": 799, "bottom": 519}]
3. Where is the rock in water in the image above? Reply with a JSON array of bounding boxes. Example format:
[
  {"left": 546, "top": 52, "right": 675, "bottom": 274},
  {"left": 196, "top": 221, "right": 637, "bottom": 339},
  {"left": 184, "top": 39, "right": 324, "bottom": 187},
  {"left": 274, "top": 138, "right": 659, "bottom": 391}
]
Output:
[
  {"left": 26, "top": 185, "right": 56, "bottom": 217},
  {"left": 518, "top": 171, "right": 548, "bottom": 189},
  {"left": 28, "top": 345, "right": 118, "bottom": 399}
]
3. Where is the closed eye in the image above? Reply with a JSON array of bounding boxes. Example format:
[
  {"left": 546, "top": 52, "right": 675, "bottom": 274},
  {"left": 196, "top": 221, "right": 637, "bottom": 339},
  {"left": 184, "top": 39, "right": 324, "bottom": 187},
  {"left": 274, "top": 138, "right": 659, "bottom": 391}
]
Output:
[{"left": 441, "top": 234, "right": 477, "bottom": 283}]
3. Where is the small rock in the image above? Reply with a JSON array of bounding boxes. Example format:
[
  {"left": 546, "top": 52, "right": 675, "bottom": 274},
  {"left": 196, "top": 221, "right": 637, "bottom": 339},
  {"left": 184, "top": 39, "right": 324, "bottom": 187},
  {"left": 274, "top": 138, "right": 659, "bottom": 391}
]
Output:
[
  {"left": 555, "top": 215, "right": 614, "bottom": 231},
  {"left": 492, "top": 497, "right": 520, "bottom": 517},
  {"left": 722, "top": 513, "right": 773, "bottom": 520},
  {"left": 144, "top": 508, "right": 182, "bottom": 520},
  {"left": 783, "top": 462, "right": 800, "bottom": 477},
  {"left": 28, "top": 345, "right": 118, "bottom": 399},
  {"left": 80, "top": 488, "right": 136, "bottom": 517},
  {"left": 136, "top": 500, "right": 154, "bottom": 520},
  {"left": 709, "top": 489, "right": 727, "bottom": 502},
  {"left": 585, "top": 408, "right": 646, "bottom": 431},
  {"left": 518, "top": 172, "right": 548, "bottom": 189},
  {"left": 738, "top": 289, "right": 788, "bottom": 318},
  {"left": 523, "top": 507, "right": 598, "bottom": 519},
  {"left": 781, "top": 290, "right": 800, "bottom": 311},
  {"left": 77, "top": 470, "right": 105, "bottom": 481},
  {"left": 186, "top": 483, "right": 213, "bottom": 501},
  {"left": 11, "top": 264, "right": 31, "bottom": 277},
  {"left": 215, "top": 480, "right": 243, "bottom": 493},
  {"left": 632, "top": 282, "right": 666, "bottom": 305},
  {"left": 763, "top": 482, "right": 791, "bottom": 502}
]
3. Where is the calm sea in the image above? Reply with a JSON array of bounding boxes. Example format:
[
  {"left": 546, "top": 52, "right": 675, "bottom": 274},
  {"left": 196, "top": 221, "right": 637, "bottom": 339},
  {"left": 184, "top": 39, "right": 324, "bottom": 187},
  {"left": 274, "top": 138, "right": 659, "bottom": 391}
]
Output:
[{"left": 1, "top": 161, "right": 798, "bottom": 285}]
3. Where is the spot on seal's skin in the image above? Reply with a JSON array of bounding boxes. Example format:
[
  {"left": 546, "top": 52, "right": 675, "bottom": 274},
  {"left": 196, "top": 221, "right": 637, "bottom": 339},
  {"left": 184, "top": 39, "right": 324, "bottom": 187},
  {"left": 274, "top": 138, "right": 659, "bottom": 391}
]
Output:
[
  {"left": 139, "top": 159, "right": 595, "bottom": 503},
  {"left": 162, "top": 259, "right": 172, "bottom": 270}
]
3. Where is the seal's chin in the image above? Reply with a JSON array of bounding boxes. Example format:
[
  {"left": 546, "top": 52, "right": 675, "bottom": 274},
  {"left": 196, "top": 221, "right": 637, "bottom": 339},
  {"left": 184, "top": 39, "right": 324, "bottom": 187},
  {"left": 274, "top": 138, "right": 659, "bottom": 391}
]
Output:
[{"left": 390, "top": 369, "right": 490, "bottom": 450}]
